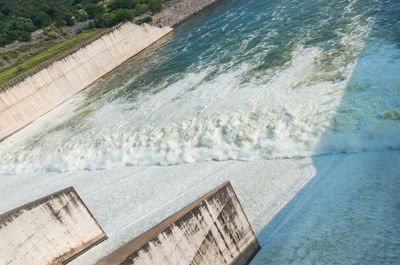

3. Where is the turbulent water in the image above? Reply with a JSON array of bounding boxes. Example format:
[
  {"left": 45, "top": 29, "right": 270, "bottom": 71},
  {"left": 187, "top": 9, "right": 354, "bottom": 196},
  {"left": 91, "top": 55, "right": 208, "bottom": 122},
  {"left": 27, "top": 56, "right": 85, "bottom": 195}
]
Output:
[
  {"left": 1, "top": 0, "right": 399, "bottom": 174},
  {"left": 0, "top": 0, "right": 399, "bottom": 264}
]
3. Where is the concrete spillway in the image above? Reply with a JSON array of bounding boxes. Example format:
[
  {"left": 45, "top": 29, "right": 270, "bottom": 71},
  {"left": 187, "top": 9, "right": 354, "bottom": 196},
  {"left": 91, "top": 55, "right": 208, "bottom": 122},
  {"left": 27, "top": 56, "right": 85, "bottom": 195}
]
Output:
[
  {"left": 0, "top": 23, "right": 172, "bottom": 141},
  {"left": 0, "top": 187, "right": 106, "bottom": 265},
  {"left": 96, "top": 182, "right": 260, "bottom": 265},
  {"left": 0, "top": 182, "right": 259, "bottom": 265},
  {"left": 0, "top": 0, "right": 225, "bottom": 142}
]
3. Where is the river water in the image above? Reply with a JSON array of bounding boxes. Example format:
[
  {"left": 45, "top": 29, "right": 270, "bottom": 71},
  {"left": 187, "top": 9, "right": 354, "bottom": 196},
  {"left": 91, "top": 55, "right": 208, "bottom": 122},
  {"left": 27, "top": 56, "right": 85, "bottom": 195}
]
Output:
[{"left": 1, "top": 0, "right": 399, "bottom": 263}]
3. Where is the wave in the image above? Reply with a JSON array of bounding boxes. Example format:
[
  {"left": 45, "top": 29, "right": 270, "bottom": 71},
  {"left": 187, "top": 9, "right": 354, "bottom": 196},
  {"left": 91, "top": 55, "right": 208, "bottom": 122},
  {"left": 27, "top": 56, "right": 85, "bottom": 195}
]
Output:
[{"left": 1, "top": 0, "right": 396, "bottom": 175}]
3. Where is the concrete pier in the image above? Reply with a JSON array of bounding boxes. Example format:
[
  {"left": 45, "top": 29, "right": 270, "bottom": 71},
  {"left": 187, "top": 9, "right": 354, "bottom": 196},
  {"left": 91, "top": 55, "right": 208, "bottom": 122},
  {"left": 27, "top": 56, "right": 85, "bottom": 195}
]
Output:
[
  {"left": 96, "top": 181, "right": 260, "bottom": 265},
  {"left": 0, "top": 187, "right": 106, "bottom": 265}
]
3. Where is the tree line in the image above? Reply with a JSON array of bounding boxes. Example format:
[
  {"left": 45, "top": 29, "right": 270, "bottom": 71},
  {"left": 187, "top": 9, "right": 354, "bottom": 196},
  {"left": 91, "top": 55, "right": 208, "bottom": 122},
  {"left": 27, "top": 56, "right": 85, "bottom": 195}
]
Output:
[{"left": 0, "top": 0, "right": 162, "bottom": 46}]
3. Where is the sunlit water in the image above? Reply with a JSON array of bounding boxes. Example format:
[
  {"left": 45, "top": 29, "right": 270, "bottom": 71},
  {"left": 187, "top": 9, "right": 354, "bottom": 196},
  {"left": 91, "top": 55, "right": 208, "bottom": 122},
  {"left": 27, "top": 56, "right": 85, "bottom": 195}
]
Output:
[
  {"left": 1, "top": 0, "right": 399, "bottom": 175},
  {"left": 1, "top": 0, "right": 399, "bottom": 263}
]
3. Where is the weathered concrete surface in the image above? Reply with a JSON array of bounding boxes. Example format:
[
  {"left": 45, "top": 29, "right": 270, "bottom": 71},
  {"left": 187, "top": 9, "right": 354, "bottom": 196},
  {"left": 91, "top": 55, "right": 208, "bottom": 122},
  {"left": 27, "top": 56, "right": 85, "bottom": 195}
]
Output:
[
  {"left": 153, "top": 0, "right": 220, "bottom": 27},
  {"left": 0, "top": 187, "right": 106, "bottom": 265},
  {"left": 96, "top": 181, "right": 260, "bottom": 265},
  {"left": 0, "top": 23, "right": 172, "bottom": 141}
]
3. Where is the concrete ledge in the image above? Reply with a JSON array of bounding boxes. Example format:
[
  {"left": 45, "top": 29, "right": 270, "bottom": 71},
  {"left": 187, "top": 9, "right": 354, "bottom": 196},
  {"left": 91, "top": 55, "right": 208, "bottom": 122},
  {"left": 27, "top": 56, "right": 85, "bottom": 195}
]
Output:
[
  {"left": 0, "top": 187, "right": 107, "bottom": 265},
  {"left": 96, "top": 181, "right": 260, "bottom": 265}
]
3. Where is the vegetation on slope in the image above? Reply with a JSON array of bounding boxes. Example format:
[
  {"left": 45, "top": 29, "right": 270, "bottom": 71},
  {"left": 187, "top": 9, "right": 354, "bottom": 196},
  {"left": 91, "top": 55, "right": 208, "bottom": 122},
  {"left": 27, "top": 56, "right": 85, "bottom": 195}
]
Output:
[
  {"left": 0, "top": 0, "right": 161, "bottom": 46},
  {"left": 0, "top": 28, "right": 102, "bottom": 85},
  {"left": 0, "top": 0, "right": 163, "bottom": 86}
]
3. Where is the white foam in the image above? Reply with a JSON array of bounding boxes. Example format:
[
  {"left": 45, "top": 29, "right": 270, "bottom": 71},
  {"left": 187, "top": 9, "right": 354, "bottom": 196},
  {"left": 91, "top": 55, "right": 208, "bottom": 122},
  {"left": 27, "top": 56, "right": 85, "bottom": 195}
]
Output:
[
  {"left": 0, "top": 0, "right": 396, "bottom": 175},
  {"left": 0, "top": 0, "right": 399, "bottom": 264},
  {"left": 0, "top": 46, "right": 342, "bottom": 173}
]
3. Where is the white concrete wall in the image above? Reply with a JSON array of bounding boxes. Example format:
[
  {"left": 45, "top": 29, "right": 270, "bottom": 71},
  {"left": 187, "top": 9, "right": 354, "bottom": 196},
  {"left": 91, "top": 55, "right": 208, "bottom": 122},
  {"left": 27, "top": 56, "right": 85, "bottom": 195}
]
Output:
[
  {"left": 0, "top": 187, "right": 106, "bottom": 265},
  {"left": 0, "top": 23, "right": 172, "bottom": 141},
  {"left": 96, "top": 182, "right": 260, "bottom": 265}
]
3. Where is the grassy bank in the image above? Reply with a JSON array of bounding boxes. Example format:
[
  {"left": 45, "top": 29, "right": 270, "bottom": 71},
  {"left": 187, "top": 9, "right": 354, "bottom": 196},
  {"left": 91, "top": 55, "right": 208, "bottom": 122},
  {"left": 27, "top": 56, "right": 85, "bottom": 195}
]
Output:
[{"left": 0, "top": 28, "right": 103, "bottom": 86}]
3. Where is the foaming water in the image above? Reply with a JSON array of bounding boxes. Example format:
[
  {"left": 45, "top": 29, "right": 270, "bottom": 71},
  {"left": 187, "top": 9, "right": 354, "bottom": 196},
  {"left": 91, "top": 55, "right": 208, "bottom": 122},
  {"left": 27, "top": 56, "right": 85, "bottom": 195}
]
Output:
[
  {"left": 1, "top": 0, "right": 399, "bottom": 174},
  {"left": 317, "top": 0, "right": 400, "bottom": 154}
]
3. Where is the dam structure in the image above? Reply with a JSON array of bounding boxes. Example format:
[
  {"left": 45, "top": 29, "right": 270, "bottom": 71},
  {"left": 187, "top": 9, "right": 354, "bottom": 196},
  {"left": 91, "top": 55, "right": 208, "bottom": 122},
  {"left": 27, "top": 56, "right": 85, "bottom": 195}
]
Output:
[
  {"left": 0, "top": 182, "right": 259, "bottom": 265},
  {"left": 0, "top": 23, "right": 173, "bottom": 141},
  {"left": 0, "top": 0, "right": 222, "bottom": 142},
  {"left": 96, "top": 182, "right": 260, "bottom": 265},
  {"left": 0, "top": 0, "right": 399, "bottom": 264},
  {"left": 0, "top": 187, "right": 106, "bottom": 265}
]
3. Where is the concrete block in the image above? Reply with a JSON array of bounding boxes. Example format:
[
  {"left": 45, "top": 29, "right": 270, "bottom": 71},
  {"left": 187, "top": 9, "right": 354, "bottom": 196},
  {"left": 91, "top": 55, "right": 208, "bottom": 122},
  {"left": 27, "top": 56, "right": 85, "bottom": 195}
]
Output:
[
  {"left": 0, "top": 187, "right": 107, "bottom": 265},
  {"left": 96, "top": 181, "right": 260, "bottom": 265}
]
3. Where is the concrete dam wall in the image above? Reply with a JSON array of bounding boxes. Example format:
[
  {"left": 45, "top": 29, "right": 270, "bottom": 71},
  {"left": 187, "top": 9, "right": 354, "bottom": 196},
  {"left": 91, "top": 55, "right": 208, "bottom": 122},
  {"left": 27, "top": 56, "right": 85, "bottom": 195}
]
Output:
[
  {"left": 0, "top": 23, "right": 172, "bottom": 141},
  {"left": 96, "top": 182, "right": 260, "bottom": 265},
  {"left": 0, "top": 187, "right": 106, "bottom": 265}
]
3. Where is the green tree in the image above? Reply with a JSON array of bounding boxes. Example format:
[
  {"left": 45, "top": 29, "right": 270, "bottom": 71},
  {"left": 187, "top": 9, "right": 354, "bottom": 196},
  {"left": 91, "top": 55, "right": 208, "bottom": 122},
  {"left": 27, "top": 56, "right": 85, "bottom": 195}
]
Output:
[
  {"left": 149, "top": 0, "right": 161, "bottom": 13},
  {"left": 18, "top": 31, "right": 32, "bottom": 41},
  {"left": 6, "top": 30, "right": 19, "bottom": 42},
  {"left": 33, "top": 11, "right": 52, "bottom": 27},
  {"left": 0, "top": 0, "right": 162, "bottom": 47},
  {"left": 110, "top": 8, "right": 134, "bottom": 24},
  {"left": 84, "top": 3, "right": 105, "bottom": 19},
  {"left": 65, "top": 13, "right": 75, "bottom": 26},
  {"left": 11, "top": 17, "right": 34, "bottom": 32},
  {"left": 108, "top": 0, "right": 137, "bottom": 10},
  {"left": 96, "top": 9, "right": 133, "bottom": 27},
  {"left": 134, "top": 3, "right": 149, "bottom": 16},
  {"left": 76, "top": 9, "right": 89, "bottom": 21}
]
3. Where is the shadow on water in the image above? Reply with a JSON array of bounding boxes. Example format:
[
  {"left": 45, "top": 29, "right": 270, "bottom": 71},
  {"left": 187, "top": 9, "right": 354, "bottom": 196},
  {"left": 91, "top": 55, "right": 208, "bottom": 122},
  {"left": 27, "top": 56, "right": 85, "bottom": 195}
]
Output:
[{"left": 251, "top": 0, "right": 400, "bottom": 263}]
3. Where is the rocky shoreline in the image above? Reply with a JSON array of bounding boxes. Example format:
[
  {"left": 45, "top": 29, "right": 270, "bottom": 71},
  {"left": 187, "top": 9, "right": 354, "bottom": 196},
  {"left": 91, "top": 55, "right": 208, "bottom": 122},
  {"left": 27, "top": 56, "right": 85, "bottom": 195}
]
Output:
[{"left": 152, "top": 0, "right": 220, "bottom": 27}]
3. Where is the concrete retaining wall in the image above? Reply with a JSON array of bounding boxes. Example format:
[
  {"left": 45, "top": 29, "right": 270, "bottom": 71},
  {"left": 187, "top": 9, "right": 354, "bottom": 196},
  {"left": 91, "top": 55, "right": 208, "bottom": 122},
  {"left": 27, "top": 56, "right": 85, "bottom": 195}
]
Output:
[
  {"left": 0, "top": 23, "right": 172, "bottom": 141},
  {"left": 0, "top": 187, "right": 106, "bottom": 265},
  {"left": 96, "top": 181, "right": 260, "bottom": 265}
]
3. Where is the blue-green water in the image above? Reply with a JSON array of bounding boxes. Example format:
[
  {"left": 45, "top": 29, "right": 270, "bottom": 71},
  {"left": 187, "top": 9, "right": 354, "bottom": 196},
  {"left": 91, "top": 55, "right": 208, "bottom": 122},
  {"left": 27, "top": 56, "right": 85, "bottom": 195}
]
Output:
[
  {"left": 1, "top": 0, "right": 399, "bottom": 174},
  {"left": 0, "top": 0, "right": 399, "bottom": 263}
]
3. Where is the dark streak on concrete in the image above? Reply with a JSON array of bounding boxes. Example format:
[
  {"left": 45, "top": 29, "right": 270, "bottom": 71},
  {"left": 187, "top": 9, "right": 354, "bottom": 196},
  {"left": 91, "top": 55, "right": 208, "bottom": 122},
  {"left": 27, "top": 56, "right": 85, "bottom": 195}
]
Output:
[
  {"left": 96, "top": 182, "right": 260, "bottom": 265},
  {"left": 0, "top": 187, "right": 75, "bottom": 224},
  {"left": 45, "top": 201, "right": 64, "bottom": 223},
  {"left": 0, "top": 186, "right": 108, "bottom": 265}
]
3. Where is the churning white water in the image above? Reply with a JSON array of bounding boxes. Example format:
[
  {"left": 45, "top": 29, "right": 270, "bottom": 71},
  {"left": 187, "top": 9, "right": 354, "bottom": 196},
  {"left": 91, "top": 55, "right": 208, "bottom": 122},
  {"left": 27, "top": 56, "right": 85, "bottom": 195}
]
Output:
[
  {"left": 1, "top": 0, "right": 398, "bottom": 174},
  {"left": 0, "top": 0, "right": 399, "bottom": 264}
]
